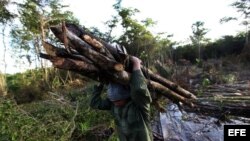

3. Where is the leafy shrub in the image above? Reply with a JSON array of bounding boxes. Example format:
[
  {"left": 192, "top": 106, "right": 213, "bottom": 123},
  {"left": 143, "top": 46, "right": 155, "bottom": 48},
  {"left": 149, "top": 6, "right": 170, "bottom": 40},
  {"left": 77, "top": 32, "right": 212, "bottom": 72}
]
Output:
[
  {"left": 6, "top": 70, "right": 46, "bottom": 103},
  {"left": 0, "top": 83, "right": 115, "bottom": 141},
  {"left": 221, "top": 74, "right": 236, "bottom": 84}
]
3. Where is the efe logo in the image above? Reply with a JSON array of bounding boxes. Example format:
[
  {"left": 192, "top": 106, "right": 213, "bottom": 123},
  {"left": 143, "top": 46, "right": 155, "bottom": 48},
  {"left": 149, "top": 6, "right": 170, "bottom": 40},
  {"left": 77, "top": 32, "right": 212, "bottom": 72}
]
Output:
[
  {"left": 224, "top": 125, "right": 249, "bottom": 141},
  {"left": 228, "top": 129, "right": 246, "bottom": 136}
]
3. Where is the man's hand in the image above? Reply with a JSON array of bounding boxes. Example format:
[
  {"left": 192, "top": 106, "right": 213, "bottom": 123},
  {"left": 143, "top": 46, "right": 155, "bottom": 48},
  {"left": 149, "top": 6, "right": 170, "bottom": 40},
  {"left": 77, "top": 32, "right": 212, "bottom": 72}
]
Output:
[{"left": 130, "top": 56, "right": 142, "bottom": 71}]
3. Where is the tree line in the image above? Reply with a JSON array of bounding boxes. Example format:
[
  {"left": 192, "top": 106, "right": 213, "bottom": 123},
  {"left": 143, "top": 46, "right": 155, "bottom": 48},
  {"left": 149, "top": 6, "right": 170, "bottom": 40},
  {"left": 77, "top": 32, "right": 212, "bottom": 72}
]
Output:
[{"left": 0, "top": 0, "right": 249, "bottom": 73}]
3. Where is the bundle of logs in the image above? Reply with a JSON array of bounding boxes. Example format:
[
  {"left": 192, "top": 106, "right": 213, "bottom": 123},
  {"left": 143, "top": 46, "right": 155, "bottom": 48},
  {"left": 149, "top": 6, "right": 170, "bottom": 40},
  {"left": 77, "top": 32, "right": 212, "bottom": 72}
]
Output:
[
  {"left": 40, "top": 22, "right": 197, "bottom": 106},
  {"left": 40, "top": 22, "right": 250, "bottom": 118}
]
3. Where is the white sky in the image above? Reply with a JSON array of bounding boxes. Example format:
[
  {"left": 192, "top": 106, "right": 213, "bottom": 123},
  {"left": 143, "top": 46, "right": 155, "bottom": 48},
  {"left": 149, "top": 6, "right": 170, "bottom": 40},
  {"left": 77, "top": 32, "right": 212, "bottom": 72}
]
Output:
[
  {"left": 63, "top": 0, "right": 244, "bottom": 42},
  {"left": 0, "top": 0, "right": 245, "bottom": 74}
]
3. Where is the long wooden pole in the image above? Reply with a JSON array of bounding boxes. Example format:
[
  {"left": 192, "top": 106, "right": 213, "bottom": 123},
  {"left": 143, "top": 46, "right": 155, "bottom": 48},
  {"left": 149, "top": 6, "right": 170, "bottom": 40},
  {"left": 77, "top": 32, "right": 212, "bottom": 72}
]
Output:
[
  {"left": 64, "top": 23, "right": 196, "bottom": 100},
  {"left": 40, "top": 42, "right": 194, "bottom": 107}
]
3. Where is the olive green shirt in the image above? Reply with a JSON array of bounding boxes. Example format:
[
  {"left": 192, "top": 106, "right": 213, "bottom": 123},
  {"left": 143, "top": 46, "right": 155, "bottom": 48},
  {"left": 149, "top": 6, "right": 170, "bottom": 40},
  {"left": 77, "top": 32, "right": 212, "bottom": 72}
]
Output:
[{"left": 90, "top": 70, "right": 153, "bottom": 141}]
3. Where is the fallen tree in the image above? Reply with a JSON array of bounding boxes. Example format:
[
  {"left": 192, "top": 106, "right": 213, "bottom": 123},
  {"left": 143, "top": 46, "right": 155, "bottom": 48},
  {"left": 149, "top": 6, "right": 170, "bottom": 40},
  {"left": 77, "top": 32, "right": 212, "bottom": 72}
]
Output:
[{"left": 40, "top": 23, "right": 250, "bottom": 118}]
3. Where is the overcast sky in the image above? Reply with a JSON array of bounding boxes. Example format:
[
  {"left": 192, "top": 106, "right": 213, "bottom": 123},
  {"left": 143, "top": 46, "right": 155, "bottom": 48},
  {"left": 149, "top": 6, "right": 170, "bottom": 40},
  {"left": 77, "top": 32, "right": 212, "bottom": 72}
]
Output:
[
  {"left": 1, "top": 0, "right": 245, "bottom": 74},
  {"left": 63, "top": 0, "right": 243, "bottom": 42}
]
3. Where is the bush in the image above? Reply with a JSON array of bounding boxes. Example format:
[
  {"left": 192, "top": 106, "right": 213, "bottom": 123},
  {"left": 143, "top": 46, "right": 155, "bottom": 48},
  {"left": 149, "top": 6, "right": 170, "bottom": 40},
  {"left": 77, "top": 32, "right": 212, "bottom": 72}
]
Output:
[
  {"left": 6, "top": 70, "right": 46, "bottom": 103},
  {"left": 0, "top": 83, "right": 115, "bottom": 140}
]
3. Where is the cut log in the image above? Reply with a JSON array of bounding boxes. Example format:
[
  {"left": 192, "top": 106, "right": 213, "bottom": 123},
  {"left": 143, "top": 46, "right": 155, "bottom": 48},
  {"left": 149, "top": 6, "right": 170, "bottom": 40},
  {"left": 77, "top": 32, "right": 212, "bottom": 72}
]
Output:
[
  {"left": 65, "top": 23, "right": 126, "bottom": 63},
  {"left": 40, "top": 43, "right": 194, "bottom": 107},
  {"left": 149, "top": 81, "right": 194, "bottom": 107},
  {"left": 64, "top": 23, "right": 196, "bottom": 100},
  {"left": 83, "top": 35, "right": 104, "bottom": 49},
  {"left": 65, "top": 23, "right": 115, "bottom": 59},
  {"left": 188, "top": 98, "right": 250, "bottom": 118},
  {"left": 62, "top": 22, "right": 71, "bottom": 53},
  {"left": 184, "top": 80, "right": 250, "bottom": 118},
  {"left": 40, "top": 53, "right": 100, "bottom": 80},
  {"left": 43, "top": 41, "right": 93, "bottom": 64},
  {"left": 40, "top": 23, "right": 250, "bottom": 118},
  {"left": 40, "top": 55, "right": 193, "bottom": 107},
  {"left": 50, "top": 25, "right": 124, "bottom": 72},
  {"left": 141, "top": 66, "right": 197, "bottom": 99}
]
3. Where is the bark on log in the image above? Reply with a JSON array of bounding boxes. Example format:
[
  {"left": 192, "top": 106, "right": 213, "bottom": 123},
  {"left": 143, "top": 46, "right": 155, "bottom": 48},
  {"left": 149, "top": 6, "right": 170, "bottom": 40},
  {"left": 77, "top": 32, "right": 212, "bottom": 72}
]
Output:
[
  {"left": 141, "top": 66, "right": 197, "bottom": 99},
  {"left": 40, "top": 23, "right": 250, "bottom": 117},
  {"left": 43, "top": 41, "right": 93, "bottom": 64},
  {"left": 83, "top": 34, "right": 104, "bottom": 49},
  {"left": 65, "top": 23, "right": 119, "bottom": 61},
  {"left": 40, "top": 42, "right": 194, "bottom": 107},
  {"left": 148, "top": 81, "right": 194, "bottom": 107},
  {"left": 187, "top": 98, "right": 250, "bottom": 118},
  {"left": 40, "top": 53, "right": 100, "bottom": 80},
  {"left": 40, "top": 55, "right": 194, "bottom": 107},
  {"left": 185, "top": 81, "right": 250, "bottom": 118},
  {"left": 64, "top": 23, "right": 196, "bottom": 100},
  {"left": 50, "top": 25, "right": 124, "bottom": 72},
  {"left": 42, "top": 42, "right": 129, "bottom": 84}
]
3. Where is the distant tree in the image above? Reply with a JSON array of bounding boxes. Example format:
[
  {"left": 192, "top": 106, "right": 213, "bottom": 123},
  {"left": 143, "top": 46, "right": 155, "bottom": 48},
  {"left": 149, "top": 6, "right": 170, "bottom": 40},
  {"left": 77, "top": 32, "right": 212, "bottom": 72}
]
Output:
[
  {"left": 115, "top": 8, "right": 156, "bottom": 57},
  {"left": 174, "top": 44, "right": 197, "bottom": 63},
  {"left": 109, "top": 1, "right": 176, "bottom": 65},
  {"left": 190, "top": 21, "right": 209, "bottom": 60},
  {"left": 154, "top": 33, "right": 176, "bottom": 62},
  {"left": 220, "top": 0, "right": 250, "bottom": 50},
  {"left": 104, "top": 15, "right": 119, "bottom": 42}
]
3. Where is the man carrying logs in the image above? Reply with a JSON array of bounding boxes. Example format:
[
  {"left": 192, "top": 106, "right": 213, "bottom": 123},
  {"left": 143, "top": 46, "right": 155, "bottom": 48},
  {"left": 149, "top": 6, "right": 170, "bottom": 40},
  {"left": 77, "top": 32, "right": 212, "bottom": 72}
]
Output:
[{"left": 90, "top": 56, "right": 153, "bottom": 141}]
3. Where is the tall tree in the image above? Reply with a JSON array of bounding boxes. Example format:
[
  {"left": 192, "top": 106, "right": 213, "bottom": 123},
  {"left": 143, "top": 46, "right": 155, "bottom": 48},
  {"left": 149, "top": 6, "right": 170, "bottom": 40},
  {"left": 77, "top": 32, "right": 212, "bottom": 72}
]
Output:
[
  {"left": 115, "top": 8, "right": 156, "bottom": 57},
  {"left": 0, "top": 0, "right": 17, "bottom": 95},
  {"left": 0, "top": 0, "right": 17, "bottom": 72},
  {"left": 110, "top": 2, "right": 159, "bottom": 64},
  {"left": 10, "top": 0, "right": 79, "bottom": 69},
  {"left": 101, "top": 0, "right": 176, "bottom": 66},
  {"left": 220, "top": 0, "right": 250, "bottom": 50},
  {"left": 190, "top": 21, "right": 209, "bottom": 60}
]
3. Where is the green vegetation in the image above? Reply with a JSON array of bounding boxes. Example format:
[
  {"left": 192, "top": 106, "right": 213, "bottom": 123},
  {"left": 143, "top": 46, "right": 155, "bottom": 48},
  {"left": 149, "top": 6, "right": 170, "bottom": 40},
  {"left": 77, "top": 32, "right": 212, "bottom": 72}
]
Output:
[
  {"left": 0, "top": 0, "right": 249, "bottom": 140},
  {"left": 0, "top": 0, "right": 16, "bottom": 24},
  {"left": 1, "top": 69, "right": 116, "bottom": 141}
]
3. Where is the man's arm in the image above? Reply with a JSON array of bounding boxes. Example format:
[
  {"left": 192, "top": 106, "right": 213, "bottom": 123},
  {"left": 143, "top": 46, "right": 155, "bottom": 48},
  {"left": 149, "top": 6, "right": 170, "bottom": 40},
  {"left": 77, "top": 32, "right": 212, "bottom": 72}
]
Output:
[
  {"left": 129, "top": 57, "right": 152, "bottom": 109},
  {"left": 90, "top": 84, "right": 112, "bottom": 110}
]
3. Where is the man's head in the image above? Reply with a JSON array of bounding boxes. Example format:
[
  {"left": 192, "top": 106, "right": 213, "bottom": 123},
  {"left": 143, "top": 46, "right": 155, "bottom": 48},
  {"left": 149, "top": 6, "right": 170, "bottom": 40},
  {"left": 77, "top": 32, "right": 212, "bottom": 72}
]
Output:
[{"left": 107, "top": 82, "right": 130, "bottom": 106}]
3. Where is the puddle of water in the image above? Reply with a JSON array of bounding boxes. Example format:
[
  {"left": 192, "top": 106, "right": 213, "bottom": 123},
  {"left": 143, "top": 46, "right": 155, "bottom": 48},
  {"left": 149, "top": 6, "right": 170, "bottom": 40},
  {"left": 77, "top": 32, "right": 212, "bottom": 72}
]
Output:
[{"left": 160, "top": 104, "right": 249, "bottom": 141}]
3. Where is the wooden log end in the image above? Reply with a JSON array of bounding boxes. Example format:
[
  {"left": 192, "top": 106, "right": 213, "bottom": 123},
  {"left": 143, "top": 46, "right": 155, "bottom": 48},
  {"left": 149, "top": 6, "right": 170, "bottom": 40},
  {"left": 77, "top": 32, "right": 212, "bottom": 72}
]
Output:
[
  {"left": 50, "top": 25, "right": 62, "bottom": 35},
  {"left": 43, "top": 42, "right": 56, "bottom": 56},
  {"left": 114, "top": 63, "right": 124, "bottom": 72},
  {"left": 82, "top": 35, "right": 103, "bottom": 49},
  {"left": 189, "top": 102, "right": 195, "bottom": 108},
  {"left": 191, "top": 95, "right": 197, "bottom": 100},
  {"left": 180, "top": 100, "right": 195, "bottom": 108}
]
